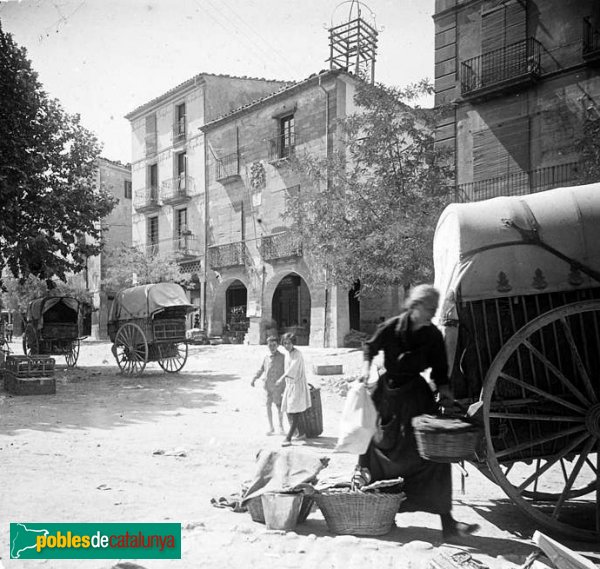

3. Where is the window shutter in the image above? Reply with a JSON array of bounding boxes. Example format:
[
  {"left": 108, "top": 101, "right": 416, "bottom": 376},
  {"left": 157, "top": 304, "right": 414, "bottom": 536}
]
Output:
[
  {"left": 482, "top": 0, "right": 526, "bottom": 53},
  {"left": 473, "top": 116, "right": 530, "bottom": 185}
]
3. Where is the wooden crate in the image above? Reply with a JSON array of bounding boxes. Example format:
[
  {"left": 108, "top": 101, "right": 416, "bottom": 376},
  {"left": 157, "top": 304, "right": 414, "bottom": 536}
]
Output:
[{"left": 4, "top": 371, "right": 56, "bottom": 395}]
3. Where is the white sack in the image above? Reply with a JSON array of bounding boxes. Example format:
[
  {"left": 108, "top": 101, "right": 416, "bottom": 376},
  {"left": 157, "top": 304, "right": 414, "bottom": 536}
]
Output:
[{"left": 334, "top": 381, "right": 378, "bottom": 455}]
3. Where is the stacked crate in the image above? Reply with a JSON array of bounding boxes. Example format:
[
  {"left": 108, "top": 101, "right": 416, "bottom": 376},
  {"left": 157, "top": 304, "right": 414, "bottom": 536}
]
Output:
[{"left": 4, "top": 355, "right": 56, "bottom": 395}]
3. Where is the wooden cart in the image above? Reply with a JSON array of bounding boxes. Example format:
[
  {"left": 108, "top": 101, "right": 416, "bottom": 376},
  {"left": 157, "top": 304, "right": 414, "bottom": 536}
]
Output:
[
  {"left": 22, "top": 296, "right": 88, "bottom": 367},
  {"left": 107, "top": 282, "right": 195, "bottom": 375},
  {"left": 433, "top": 183, "right": 600, "bottom": 541}
]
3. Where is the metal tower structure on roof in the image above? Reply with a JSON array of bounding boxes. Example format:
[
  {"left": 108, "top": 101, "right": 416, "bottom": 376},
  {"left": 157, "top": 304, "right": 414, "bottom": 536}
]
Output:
[{"left": 328, "top": 1, "right": 379, "bottom": 84}]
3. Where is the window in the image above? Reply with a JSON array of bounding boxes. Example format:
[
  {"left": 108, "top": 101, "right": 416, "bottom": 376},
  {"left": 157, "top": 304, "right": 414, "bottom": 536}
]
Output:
[
  {"left": 145, "top": 114, "right": 157, "bottom": 156},
  {"left": 176, "top": 151, "right": 186, "bottom": 192},
  {"left": 148, "top": 164, "right": 158, "bottom": 201},
  {"left": 147, "top": 216, "right": 159, "bottom": 255},
  {"left": 124, "top": 180, "right": 132, "bottom": 199},
  {"left": 279, "top": 114, "right": 295, "bottom": 158},
  {"left": 175, "top": 208, "right": 189, "bottom": 251},
  {"left": 175, "top": 102, "right": 186, "bottom": 139}
]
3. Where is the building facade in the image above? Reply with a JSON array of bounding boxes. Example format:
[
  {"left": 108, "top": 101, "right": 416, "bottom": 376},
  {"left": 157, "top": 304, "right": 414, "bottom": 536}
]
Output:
[
  {"left": 67, "top": 157, "right": 132, "bottom": 339},
  {"left": 125, "top": 73, "right": 290, "bottom": 329},
  {"left": 433, "top": 0, "right": 600, "bottom": 201},
  {"left": 201, "top": 69, "right": 404, "bottom": 347}
]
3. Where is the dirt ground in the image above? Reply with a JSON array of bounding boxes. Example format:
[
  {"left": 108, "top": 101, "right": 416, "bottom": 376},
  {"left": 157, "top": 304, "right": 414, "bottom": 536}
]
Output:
[{"left": 0, "top": 340, "right": 598, "bottom": 569}]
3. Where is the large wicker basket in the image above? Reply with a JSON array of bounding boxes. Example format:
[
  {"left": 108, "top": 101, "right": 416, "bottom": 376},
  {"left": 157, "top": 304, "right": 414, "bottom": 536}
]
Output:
[
  {"left": 314, "top": 489, "right": 404, "bottom": 536},
  {"left": 412, "top": 414, "right": 482, "bottom": 463},
  {"left": 247, "top": 494, "right": 314, "bottom": 524}
]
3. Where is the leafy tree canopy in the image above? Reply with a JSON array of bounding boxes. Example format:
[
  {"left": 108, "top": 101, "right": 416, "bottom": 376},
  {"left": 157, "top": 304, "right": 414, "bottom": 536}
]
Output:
[
  {"left": 0, "top": 24, "right": 117, "bottom": 287},
  {"left": 102, "top": 245, "right": 189, "bottom": 290},
  {"left": 1, "top": 274, "right": 92, "bottom": 317},
  {"left": 285, "top": 79, "right": 453, "bottom": 296}
]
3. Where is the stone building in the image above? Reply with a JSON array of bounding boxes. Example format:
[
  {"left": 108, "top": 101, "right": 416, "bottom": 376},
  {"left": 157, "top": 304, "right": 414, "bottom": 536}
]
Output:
[
  {"left": 201, "top": 69, "right": 404, "bottom": 347},
  {"left": 124, "top": 74, "right": 289, "bottom": 329},
  {"left": 433, "top": 0, "right": 600, "bottom": 201},
  {"left": 66, "top": 157, "right": 132, "bottom": 339}
]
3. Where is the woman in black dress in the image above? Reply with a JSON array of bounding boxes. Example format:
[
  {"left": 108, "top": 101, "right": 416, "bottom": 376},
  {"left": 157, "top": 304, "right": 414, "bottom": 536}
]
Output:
[{"left": 358, "top": 284, "right": 479, "bottom": 540}]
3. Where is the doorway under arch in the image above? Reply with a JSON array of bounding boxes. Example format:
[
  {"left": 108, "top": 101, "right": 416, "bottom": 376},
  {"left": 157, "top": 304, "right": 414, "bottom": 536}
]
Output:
[
  {"left": 272, "top": 273, "right": 311, "bottom": 345},
  {"left": 349, "top": 280, "right": 361, "bottom": 331},
  {"left": 225, "top": 279, "right": 249, "bottom": 343}
]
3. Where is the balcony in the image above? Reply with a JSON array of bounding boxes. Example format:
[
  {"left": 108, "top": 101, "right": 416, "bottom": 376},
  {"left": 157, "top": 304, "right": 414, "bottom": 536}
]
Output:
[
  {"left": 136, "top": 235, "right": 200, "bottom": 261},
  {"left": 172, "top": 118, "right": 186, "bottom": 144},
  {"left": 268, "top": 134, "right": 296, "bottom": 164},
  {"left": 208, "top": 241, "right": 246, "bottom": 269},
  {"left": 173, "top": 233, "right": 201, "bottom": 258},
  {"left": 160, "top": 175, "right": 192, "bottom": 205},
  {"left": 261, "top": 232, "right": 302, "bottom": 261},
  {"left": 455, "top": 162, "right": 584, "bottom": 203},
  {"left": 216, "top": 152, "right": 241, "bottom": 183},
  {"left": 134, "top": 187, "right": 160, "bottom": 213},
  {"left": 583, "top": 17, "right": 600, "bottom": 63},
  {"left": 460, "top": 38, "right": 542, "bottom": 100}
]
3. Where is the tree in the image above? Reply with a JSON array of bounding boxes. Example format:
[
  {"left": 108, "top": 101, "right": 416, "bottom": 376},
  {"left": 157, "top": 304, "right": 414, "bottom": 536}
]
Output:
[
  {"left": 1, "top": 274, "right": 92, "bottom": 319},
  {"left": 102, "top": 245, "right": 189, "bottom": 290},
  {"left": 0, "top": 24, "right": 117, "bottom": 287},
  {"left": 286, "top": 79, "right": 453, "bottom": 296}
]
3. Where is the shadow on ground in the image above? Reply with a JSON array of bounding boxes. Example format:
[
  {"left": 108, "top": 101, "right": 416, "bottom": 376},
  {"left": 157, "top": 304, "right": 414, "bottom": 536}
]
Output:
[{"left": 1, "top": 363, "right": 238, "bottom": 436}]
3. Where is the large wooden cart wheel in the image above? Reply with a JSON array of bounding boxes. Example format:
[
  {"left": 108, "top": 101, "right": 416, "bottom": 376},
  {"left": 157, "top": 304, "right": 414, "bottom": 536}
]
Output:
[
  {"left": 157, "top": 342, "right": 188, "bottom": 373},
  {"left": 481, "top": 299, "right": 600, "bottom": 542},
  {"left": 65, "top": 339, "right": 80, "bottom": 368},
  {"left": 114, "top": 323, "right": 148, "bottom": 376},
  {"left": 22, "top": 324, "right": 39, "bottom": 357}
]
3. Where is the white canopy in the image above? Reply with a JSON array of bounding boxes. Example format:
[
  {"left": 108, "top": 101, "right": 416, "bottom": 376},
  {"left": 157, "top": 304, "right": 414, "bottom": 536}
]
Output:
[
  {"left": 108, "top": 283, "right": 195, "bottom": 322},
  {"left": 434, "top": 183, "right": 600, "bottom": 322}
]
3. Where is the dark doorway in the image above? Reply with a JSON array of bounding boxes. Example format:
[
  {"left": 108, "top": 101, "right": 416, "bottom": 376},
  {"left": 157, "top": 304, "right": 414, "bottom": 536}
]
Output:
[
  {"left": 272, "top": 273, "right": 311, "bottom": 345},
  {"left": 349, "top": 280, "right": 361, "bottom": 331},
  {"left": 225, "top": 280, "right": 248, "bottom": 343}
]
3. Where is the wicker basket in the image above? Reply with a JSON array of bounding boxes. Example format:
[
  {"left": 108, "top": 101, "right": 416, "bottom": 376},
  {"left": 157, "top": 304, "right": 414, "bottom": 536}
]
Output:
[
  {"left": 314, "top": 489, "right": 404, "bottom": 536},
  {"left": 247, "top": 494, "right": 314, "bottom": 524},
  {"left": 412, "top": 414, "right": 482, "bottom": 463},
  {"left": 297, "top": 384, "right": 323, "bottom": 438}
]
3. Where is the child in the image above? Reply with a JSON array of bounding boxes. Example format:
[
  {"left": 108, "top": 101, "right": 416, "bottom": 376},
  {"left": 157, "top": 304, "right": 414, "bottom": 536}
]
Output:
[
  {"left": 277, "top": 332, "right": 311, "bottom": 447},
  {"left": 251, "top": 336, "right": 285, "bottom": 435}
]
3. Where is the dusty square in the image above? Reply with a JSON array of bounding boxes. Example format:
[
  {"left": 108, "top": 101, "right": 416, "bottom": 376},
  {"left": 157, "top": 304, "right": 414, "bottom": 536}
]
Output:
[{"left": 0, "top": 341, "right": 597, "bottom": 569}]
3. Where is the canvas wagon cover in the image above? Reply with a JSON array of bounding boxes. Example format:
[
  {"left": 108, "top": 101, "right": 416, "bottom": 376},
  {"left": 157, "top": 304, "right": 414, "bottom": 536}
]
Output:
[
  {"left": 108, "top": 283, "right": 194, "bottom": 322},
  {"left": 434, "top": 183, "right": 600, "bottom": 319},
  {"left": 27, "top": 297, "right": 80, "bottom": 323}
]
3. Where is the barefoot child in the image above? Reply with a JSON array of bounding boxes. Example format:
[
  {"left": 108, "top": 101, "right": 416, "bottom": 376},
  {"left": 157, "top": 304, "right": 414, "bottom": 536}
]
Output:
[{"left": 251, "top": 336, "right": 285, "bottom": 435}]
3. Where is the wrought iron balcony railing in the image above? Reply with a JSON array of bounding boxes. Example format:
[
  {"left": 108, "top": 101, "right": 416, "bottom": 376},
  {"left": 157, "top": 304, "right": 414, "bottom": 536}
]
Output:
[
  {"left": 583, "top": 17, "right": 600, "bottom": 61},
  {"left": 137, "top": 234, "right": 201, "bottom": 260},
  {"left": 208, "top": 241, "right": 246, "bottom": 269},
  {"left": 173, "top": 233, "right": 201, "bottom": 258},
  {"left": 261, "top": 232, "right": 303, "bottom": 261},
  {"left": 268, "top": 134, "right": 296, "bottom": 162},
  {"left": 216, "top": 152, "right": 241, "bottom": 182},
  {"left": 160, "top": 175, "right": 192, "bottom": 204},
  {"left": 133, "top": 187, "right": 160, "bottom": 212},
  {"left": 460, "top": 38, "right": 542, "bottom": 98},
  {"left": 172, "top": 118, "right": 186, "bottom": 143},
  {"left": 455, "top": 162, "right": 584, "bottom": 203}
]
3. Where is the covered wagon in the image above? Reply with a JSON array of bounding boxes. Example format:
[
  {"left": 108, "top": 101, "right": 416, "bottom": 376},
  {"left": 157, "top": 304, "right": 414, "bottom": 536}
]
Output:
[
  {"left": 22, "top": 296, "right": 90, "bottom": 367},
  {"left": 433, "top": 183, "right": 600, "bottom": 541},
  {"left": 108, "top": 282, "right": 195, "bottom": 375}
]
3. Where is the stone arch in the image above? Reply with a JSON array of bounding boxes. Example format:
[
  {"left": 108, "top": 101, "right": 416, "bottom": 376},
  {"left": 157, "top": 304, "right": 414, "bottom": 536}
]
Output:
[
  {"left": 210, "top": 277, "right": 250, "bottom": 342},
  {"left": 265, "top": 270, "right": 312, "bottom": 345}
]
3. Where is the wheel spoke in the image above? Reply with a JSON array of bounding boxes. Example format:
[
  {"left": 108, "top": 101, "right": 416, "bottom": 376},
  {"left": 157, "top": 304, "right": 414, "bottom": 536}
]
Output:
[
  {"left": 516, "top": 432, "right": 591, "bottom": 493},
  {"left": 552, "top": 436, "right": 597, "bottom": 517},
  {"left": 523, "top": 340, "right": 591, "bottom": 408},
  {"left": 495, "top": 424, "right": 587, "bottom": 459},
  {"left": 489, "top": 412, "right": 585, "bottom": 422},
  {"left": 499, "top": 372, "right": 587, "bottom": 414},
  {"left": 560, "top": 318, "right": 598, "bottom": 404}
]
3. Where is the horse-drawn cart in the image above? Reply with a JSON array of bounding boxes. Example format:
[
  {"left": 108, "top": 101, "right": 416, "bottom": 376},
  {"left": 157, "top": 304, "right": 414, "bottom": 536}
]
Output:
[
  {"left": 22, "top": 296, "right": 88, "bottom": 367},
  {"left": 434, "top": 183, "right": 600, "bottom": 541},
  {"left": 108, "top": 282, "right": 195, "bottom": 375}
]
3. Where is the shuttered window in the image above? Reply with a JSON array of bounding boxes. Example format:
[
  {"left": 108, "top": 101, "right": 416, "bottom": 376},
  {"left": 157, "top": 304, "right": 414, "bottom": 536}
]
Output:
[
  {"left": 473, "top": 116, "right": 530, "bottom": 184},
  {"left": 482, "top": 0, "right": 526, "bottom": 53}
]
